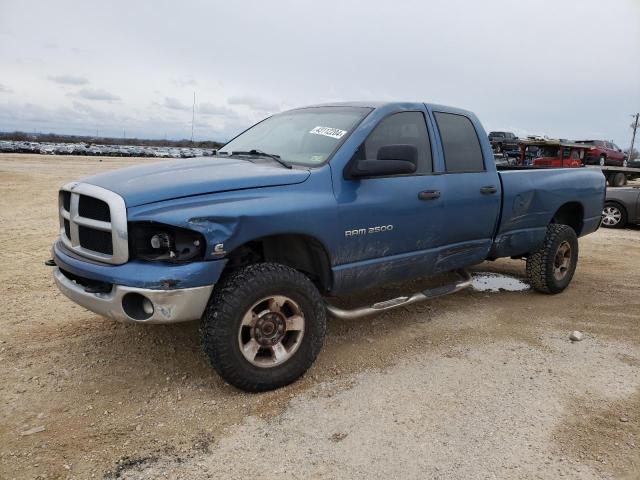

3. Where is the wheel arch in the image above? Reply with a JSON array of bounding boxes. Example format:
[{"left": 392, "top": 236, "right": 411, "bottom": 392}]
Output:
[
  {"left": 223, "top": 233, "right": 333, "bottom": 292},
  {"left": 551, "top": 201, "right": 584, "bottom": 236}
]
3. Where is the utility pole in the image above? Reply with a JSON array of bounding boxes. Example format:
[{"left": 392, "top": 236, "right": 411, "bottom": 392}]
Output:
[
  {"left": 191, "top": 91, "right": 196, "bottom": 143},
  {"left": 629, "top": 113, "right": 639, "bottom": 162}
]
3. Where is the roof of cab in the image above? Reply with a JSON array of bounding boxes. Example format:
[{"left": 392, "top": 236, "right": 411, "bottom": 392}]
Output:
[{"left": 291, "top": 101, "right": 475, "bottom": 117}]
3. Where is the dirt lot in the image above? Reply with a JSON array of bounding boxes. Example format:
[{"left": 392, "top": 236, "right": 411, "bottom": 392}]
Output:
[{"left": 0, "top": 153, "right": 638, "bottom": 479}]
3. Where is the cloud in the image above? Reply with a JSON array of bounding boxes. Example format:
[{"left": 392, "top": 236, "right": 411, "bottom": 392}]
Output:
[
  {"left": 173, "top": 77, "right": 197, "bottom": 87},
  {"left": 0, "top": 83, "right": 12, "bottom": 93},
  {"left": 48, "top": 75, "right": 90, "bottom": 85},
  {"left": 198, "top": 102, "right": 238, "bottom": 117},
  {"left": 164, "top": 97, "right": 190, "bottom": 111},
  {"left": 227, "top": 95, "right": 279, "bottom": 112},
  {"left": 74, "top": 88, "right": 120, "bottom": 101}
]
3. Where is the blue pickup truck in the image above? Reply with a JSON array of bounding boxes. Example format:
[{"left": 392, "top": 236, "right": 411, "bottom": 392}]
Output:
[{"left": 50, "top": 102, "right": 605, "bottom": 391}]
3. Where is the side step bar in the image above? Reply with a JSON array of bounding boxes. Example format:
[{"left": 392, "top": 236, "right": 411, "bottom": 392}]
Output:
[{"left": 325, "top": 269, "right": 472, "bottom": 320}]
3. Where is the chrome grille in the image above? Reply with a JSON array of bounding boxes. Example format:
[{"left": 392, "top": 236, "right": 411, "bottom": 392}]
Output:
[{"left": 58, "top": 182, "right": 128, "bottom": 264}]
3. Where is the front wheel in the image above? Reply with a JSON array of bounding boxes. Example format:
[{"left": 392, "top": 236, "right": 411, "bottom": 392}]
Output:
[
  {"left": 599, "top": 155, "right": 606, "bottom": 166},
  {"left": 201, "top": 263, "right": 326, "bottom": 392},
  {"left": 526, "top": 224, "right": 579, "bottom": 294}
]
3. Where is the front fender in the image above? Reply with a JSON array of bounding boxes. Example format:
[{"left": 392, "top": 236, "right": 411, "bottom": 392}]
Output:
[{"left": 126, "top": 166, "right": 339, "bottom": 263}]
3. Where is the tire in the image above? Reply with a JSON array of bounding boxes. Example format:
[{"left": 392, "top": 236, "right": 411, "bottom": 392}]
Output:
[
  {"left": 602, "top": 202, "right": 627, "bottom": 229},
  {"left": 526, "top": 224, "right": 579, "bottom": 294},
  {"left": 622, "top": 159, "right": 628, "bottom": 168},
  {"left": 599, "top": 155, "right": 606, "bottom": 166},
  {"left": 201, "top": 262, "right": 326, "bottom": 392},
  {"left": 610, "top": 172, "right": 627, "bottom": 187}
]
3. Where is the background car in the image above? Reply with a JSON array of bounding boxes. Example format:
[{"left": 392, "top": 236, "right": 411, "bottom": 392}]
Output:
[
  {"left": 602, "top": 186, "right": 640, "bottom": 228},
  {"left": 577, "top": 140, "right": 627, "bottom": 167},
  {"left": 488, "top": 131, "right": 519, "bottom": 153}
]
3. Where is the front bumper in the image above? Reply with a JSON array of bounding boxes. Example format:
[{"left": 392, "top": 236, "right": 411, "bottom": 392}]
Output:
[{"left": 54, "top": 267, "right": 213, "bottom": 324}]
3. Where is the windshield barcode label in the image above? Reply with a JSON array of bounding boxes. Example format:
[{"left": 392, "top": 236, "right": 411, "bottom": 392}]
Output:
[{"left": 309, "top": 126, "right": 347, "bottom": 139}]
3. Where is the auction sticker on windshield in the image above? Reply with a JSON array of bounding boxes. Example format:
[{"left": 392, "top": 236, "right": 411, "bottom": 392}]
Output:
[{"left": 309, "top": 126, "right": 347, "bottom": 139}]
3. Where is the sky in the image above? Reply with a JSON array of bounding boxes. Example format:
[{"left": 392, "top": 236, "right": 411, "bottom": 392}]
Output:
[{"left": 0, "top": 0, "right": 639, "bottom": 145}]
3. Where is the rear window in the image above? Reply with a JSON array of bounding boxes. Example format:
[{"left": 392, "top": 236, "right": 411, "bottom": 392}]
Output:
[{"left": 435, "top": 112, "right": 485, "bottom": 173}]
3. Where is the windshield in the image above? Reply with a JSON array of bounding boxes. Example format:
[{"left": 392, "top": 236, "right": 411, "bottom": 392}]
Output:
[{"left": 218, "top": 106, "right": 370, "bottom": 166}]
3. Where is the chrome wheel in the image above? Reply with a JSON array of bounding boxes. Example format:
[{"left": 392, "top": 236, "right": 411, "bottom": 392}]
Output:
[
  {"left": 599, "top": 156, "right": 606, "bottom": 166},
  {"left": 238, "top": 295, "right": 305, "bottom": 368},
  {"left": 623, "top": 159, "right": 628, "bottom": 167},
  {"left": 602, "top": 206, "right": 622, "bottom": 226},
  {"left": 553, "top": 241, "right": 572, "bottom": 281}
]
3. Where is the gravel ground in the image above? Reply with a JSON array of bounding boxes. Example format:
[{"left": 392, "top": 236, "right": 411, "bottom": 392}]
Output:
[{"left": 0, "top": 154, "right": 638, "bottom": 479}]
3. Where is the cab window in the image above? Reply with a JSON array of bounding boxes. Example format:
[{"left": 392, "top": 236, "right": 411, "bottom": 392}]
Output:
[
  {"left": 434, "top": 112, "right": 485, "bottom": 173},
  {"left": 355, "top": 112, "right": 433, "bottom": 174}
]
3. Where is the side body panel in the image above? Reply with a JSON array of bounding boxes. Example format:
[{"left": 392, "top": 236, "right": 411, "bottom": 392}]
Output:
[{"left": 490, "top": 168, "right": 605, "bottom": 258}]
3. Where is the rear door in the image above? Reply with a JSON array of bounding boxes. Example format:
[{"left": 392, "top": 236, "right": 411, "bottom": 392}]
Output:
[{"left": 429, "top": 110, "right": 502, "bottom": 271}]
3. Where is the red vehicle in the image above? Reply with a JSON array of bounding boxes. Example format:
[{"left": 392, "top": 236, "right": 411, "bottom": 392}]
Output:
[
  {"left": 576, "top": 140, "right": 627, "bottom": 167},
  {"left": 520, "top": 140, "right": 586, "bottom": 168}
]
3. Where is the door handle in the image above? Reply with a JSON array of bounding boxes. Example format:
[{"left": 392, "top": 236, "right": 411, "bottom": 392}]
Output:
[
  {"left": 480, "top": 185, "right": 497, "bottom": 195},
  {"left": 418, "top": 190, "right": 441, "bottom": 200}
]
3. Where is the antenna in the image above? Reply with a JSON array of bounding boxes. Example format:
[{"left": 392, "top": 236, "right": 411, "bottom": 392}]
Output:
[{"left": 191, "top": 91, "right": 196, "bottom": 143}]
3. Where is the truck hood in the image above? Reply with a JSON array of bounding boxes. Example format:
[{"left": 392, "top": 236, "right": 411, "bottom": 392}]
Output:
[{"left": 82, "top": 157, "right": 311, "bottom": 207}]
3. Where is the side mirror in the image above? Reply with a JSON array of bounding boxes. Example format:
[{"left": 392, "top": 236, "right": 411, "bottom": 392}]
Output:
[{"left": 347, "top": 144, "right": 417, "bottom": 178}]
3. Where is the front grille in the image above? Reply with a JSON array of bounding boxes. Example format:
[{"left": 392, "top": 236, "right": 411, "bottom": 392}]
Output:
[
  {"left": 58, "top": 183, "right": 128, "bottom": 264},
  {"left": 79, "top": 225, "right": 113, "bottom": 255},
  {"left": 78, "top": 195, "right": 110, "bottom": 222},
  {"left": 62, "top": 191, "right": 71, "bottom": 211}
]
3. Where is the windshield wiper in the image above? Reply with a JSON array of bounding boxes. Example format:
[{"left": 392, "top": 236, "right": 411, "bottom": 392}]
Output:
[{"left": 231, "top": 150, "right": 292, "bottom": 169}]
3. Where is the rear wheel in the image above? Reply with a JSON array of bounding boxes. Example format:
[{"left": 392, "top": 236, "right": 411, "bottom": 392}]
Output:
[
  {"left": 602, "top": 202, "right": 627, "bottom": 228},
  {"left": 201, "top": 262, "right": 326, "bottom": 392},
  {"left": 610, "top": 172, "right": 627, "bottom": 187},
  {"left": 526, "top": 224, "right": 579, "bottom": 294}
]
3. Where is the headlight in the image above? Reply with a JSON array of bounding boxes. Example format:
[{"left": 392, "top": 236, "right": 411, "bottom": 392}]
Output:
[{"left": 129, "top": 222, "right": 205, "bottom": 262}]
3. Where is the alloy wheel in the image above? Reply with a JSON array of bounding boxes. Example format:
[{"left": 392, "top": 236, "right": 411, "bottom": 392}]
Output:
[
  {"left": 602, "top": 206, "right": 622, "bottom": 227},
  {"left": 553, "top": 241, "right": 572, "bottom": 281},
  {"left": 238, "top": 295, "right": 305, "bottom": 367}
]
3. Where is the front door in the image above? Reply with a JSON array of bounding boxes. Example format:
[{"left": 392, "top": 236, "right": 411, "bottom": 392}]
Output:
[{"left": 330, "top": 110, "right": 446, "bottom": 292}]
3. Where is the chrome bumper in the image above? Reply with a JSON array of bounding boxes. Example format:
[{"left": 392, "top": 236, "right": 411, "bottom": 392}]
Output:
[{"left": 53, "top": 267, "right": 213, "bottom": 324}]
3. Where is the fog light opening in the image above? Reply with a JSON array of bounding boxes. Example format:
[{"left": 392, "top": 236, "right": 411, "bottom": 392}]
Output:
[{"left": 122, "top": 293, "right": 154, "bottom": 320}]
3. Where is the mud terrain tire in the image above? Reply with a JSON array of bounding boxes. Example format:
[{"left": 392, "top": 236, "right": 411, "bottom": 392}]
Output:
[
  {"left": 526, "top": 224, "right": 579, "bottom": 294},
  {"left": 201, "top": 262, "right": 326, "bottom": 392}
]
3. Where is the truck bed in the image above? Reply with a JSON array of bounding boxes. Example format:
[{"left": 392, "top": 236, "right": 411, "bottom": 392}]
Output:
[{"left": 489, "top": 167, "right": 605, "bottom": 258}]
